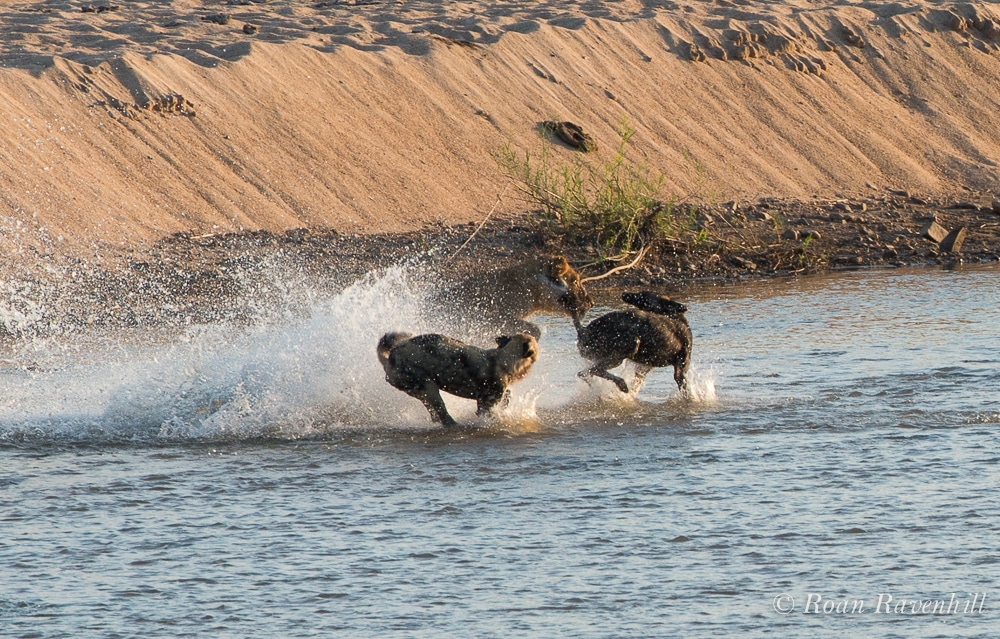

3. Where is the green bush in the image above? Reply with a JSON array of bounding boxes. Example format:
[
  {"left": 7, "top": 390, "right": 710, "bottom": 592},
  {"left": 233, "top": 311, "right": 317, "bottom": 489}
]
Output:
[{"left": 494, "top": 118, "right": 678, "bottom": 259}]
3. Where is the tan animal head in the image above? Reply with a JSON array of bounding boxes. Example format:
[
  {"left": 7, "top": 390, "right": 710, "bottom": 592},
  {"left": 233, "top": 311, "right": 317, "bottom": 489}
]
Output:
[
  {"left": 493, "top": 333, "right": 539, "bottom": 385},
  {"left": 527, "top": 256, "right": 593, "bottom": 322},
  {"left": 433, "top": 255, "right": 593, "bottom": 339}
]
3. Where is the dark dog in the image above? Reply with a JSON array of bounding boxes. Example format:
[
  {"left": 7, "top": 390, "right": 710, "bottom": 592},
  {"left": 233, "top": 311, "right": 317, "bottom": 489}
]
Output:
[
  {"left": 574, "top": 291, "right": 692, "bottom": 395},
  {"left": 432, "top": 256, "right": 593, "bottom": 339},
  {"left": 377, "top": 331, "right": 539, "bottom": 426}
]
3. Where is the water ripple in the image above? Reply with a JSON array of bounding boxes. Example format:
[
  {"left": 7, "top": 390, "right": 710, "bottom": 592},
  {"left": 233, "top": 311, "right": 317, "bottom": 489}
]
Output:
[{"left": 2, "top": 265, "right": 999, "bottom": 637}]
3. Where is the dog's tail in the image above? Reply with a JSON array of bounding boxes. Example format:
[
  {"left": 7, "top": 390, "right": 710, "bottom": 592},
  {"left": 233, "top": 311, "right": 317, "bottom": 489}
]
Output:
[
  {"left": 377, "top": 332, "right": 413, "bottom": 368},
  {"left": 622, "top": 291, "right": 687, "bottom": 316}
]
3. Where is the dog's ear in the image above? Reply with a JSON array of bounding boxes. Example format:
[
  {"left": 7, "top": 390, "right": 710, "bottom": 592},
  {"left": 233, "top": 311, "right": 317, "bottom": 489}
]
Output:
[{"left": 496, "top": 336, "right": 512, "bottom": 348}]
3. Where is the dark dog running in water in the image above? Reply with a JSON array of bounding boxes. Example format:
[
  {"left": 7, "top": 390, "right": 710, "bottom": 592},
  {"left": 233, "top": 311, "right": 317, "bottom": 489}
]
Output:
[
  {"left": 377, "top": 332, "right": 539, "bottom": 426},
  {"left": 574, "top": 291, "right": 692, "bottom": 395}
]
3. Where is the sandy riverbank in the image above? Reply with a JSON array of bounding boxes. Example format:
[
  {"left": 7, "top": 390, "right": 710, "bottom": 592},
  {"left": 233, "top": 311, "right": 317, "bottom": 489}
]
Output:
[{"left": 3, "top": 1, "right": 1000, "bottom": 248}]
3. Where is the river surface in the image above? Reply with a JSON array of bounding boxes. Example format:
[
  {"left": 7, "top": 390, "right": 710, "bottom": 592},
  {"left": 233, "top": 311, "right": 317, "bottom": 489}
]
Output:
[{"left": 1, "top": 263, "right": 998, "bottom": 638}]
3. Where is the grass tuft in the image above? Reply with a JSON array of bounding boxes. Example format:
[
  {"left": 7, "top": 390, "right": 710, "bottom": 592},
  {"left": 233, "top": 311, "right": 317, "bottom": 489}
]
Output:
[{"left": 494, "top": 117, "right": 692, "bottom": 259}]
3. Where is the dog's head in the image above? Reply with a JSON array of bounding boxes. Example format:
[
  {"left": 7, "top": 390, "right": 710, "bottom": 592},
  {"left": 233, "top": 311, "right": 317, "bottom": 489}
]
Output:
[
  {"left": 495, "top": 334, "right": 539, "bottom": 383},
  {"left": 496, "top": 333, "right": 539, "bottom": 362},
  {"left": 535, "top": 256, "right": 593, "bottom": 321},
  {"left": 622, "top": 291, "right": 687, "bottom": 316}
]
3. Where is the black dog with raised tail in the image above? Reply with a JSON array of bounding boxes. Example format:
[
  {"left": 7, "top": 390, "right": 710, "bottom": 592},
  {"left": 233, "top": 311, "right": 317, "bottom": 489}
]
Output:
[{"left": 574, "top": 291, "right": 692, "bottom": 396}]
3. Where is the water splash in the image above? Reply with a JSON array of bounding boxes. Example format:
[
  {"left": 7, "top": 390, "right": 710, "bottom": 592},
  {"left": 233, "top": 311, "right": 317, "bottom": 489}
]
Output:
[
  {"left": 0, "top": 258, "right": 716, "bottom": 445},
  {"left": 0, "top": 264, "right": 448, "bottom": 443},
  {"left": 686, "top": 365, "right": 718, "bottom": 405}
]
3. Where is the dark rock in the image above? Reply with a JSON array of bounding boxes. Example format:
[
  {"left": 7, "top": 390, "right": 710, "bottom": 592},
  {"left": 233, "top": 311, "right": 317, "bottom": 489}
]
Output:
[
  {"left": 949, "top": 201, "right": 980, "bottom": 210},
  {"left": 801, "top": 229, "right": 822, "bottom": 240},
  {"left": 541, "top": 121, "right": 596, "bottom": 152},
  {"left": 202, "top": 13, "right": 230, "bottom": 25},
  {"left": 781, "top": 228, "right": 799, "bottom": 241},
  {"left": 921, "top": 220, "right": 948, "bottom": 243},
  {"left": 940, "top": 227, "right": 967, "bottom": 253},
  {"left": 992, "top": 199, "right": 1000, "bottom": 214},
  {"left": 842, "top": 28, "right": 866, "bottom": 48},
  {"left": 243, "top": 23, "right": 259, "bottom": 35}
]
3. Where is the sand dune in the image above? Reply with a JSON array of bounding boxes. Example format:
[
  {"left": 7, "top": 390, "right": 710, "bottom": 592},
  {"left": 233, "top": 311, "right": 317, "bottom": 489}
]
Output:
[{"left": 2, "top": 0, "right": 1000, "bottom": 256}]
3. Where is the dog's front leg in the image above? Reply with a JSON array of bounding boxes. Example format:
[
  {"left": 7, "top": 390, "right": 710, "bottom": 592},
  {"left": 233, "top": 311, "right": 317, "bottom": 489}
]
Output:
[
  {"left": 586, "top": 360, "right": 630, "bottom": 394},
  {"left": 415, "top": 384, "right": 458, "bottom": 426},
  {"left": 476, "top": 394, "right": 502, "bottom": 417},
  {"left": 593, "top": 368, "right": 630, "bottom": 394}
]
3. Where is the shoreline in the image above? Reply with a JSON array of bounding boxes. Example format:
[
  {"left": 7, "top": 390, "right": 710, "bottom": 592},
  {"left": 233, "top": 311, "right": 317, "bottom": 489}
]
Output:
[{"left": 2, "top": 190, "right": 997, "bottom": 340}]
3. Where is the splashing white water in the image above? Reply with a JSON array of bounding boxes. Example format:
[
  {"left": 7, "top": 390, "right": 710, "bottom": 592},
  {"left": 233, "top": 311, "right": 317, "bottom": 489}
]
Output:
[
  {"left": 0, "top": 261, "right": 714, "bottom": 443},
  {"left": 0, "top": 264, "right": 436, "bottom": 441},
  {"left": 685, "top": 365, "right": 718, "bottom": 405}
]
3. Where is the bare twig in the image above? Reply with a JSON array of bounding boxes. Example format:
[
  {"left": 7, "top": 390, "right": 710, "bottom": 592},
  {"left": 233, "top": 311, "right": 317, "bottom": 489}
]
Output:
[
  {"left": 580, "top": 243, "right": 649, "bottom": 283},
  {"left": 448, "top": 182, "right": 511, "bottom": 261}
]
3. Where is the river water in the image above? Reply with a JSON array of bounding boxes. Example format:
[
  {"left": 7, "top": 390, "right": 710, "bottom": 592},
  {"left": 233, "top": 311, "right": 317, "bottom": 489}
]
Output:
[{"left": 1, "top": 263, "right": 998, "bottom": 638}]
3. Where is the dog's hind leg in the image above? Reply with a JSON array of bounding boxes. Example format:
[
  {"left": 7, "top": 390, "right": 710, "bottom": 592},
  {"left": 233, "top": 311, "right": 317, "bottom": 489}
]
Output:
[
  {"left": 673, "top": 350, "right": 690, "bottom": 396},
  {"left": 412, "top": 384, "right": 458, "bottom": 427},
  {"left": 673, "top": 363, "right": 689, "bottom": 396}
]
